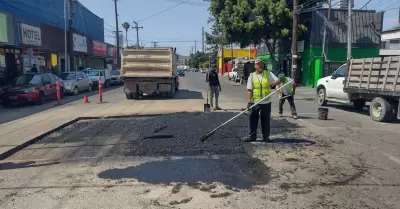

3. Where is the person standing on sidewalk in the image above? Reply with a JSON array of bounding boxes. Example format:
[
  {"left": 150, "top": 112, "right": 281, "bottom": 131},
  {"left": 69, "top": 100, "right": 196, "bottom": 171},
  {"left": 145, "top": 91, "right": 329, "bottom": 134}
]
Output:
[
  {"left": 277, "top": 73, "right": 298, "bottom": 119},
  {"left": 243, "top": 59, "right": 280, "bottom": 142},
  {"left": 205, "top": 67, "right": 222, "bottom": 110}
]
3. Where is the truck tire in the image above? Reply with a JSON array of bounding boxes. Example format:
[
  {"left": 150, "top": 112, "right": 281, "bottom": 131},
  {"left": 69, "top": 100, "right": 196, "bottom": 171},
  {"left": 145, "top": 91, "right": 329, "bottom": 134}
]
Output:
[
  {"left": 369, "top": 97, "right": 394, "bottom": 122},
  {"left": 167, "top": 81, "right": 176, "bottom": 98},
  {"left": 317, "top": 88, "right": 327, "bottom": 106},
  {"left": 125, "top": 93, "right": 133, "bottom": 100},
  {"left": 175, "top": 79, "right": 179, "bottom": 91},
  {"left": 353, "top": 99, "right": 366, "bottom": 111}
]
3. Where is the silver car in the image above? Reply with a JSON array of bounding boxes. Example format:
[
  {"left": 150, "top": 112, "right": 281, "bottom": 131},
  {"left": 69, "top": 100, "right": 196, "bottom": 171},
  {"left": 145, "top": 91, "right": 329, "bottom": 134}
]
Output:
[{"left": 61, "top": 72, "right": 93, "bottom": 95}]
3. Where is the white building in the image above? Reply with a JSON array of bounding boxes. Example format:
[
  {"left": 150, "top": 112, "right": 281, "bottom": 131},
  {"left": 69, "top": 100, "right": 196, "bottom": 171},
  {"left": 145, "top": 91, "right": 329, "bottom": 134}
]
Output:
[{"left": 380, "top": 26, "right": 400, "bottom": 56}]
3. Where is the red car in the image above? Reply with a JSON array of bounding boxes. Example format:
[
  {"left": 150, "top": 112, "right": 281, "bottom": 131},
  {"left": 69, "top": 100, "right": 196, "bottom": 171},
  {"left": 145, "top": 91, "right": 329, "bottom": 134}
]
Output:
[{"left": 1, "top": 73, "right": 64, "bottom": 106}]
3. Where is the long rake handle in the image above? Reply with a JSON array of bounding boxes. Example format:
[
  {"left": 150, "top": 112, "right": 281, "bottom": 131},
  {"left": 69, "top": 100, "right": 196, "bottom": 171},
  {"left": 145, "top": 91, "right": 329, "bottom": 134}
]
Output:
[{"left": 205, "top": 81, "right": 293, "bottom": 136}]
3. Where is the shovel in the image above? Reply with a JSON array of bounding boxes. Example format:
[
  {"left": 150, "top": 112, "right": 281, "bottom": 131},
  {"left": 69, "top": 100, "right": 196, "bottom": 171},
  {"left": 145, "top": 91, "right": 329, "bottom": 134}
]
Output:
[{"left": 204, "top": 89, "right": 211, "bottom": 112}]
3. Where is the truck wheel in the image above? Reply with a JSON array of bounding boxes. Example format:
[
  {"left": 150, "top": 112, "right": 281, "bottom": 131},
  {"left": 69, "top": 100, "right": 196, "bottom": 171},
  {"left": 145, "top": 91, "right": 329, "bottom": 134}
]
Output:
[
  {"left": 353, "top": 99, "right": 366, "bottom": 111},
  {"left": 175, "top": 79, "right": 179, "bottom": 91},
  {"left": 317, "top": 88, "right": 327, "bottom": 106},
  {"left": 369, "top": 97, "right": 394, "bottom": 122},
  {"left": 167, "top": 81, "right": 176, "bottom": 98},
  {"left": 125, "top": 93, "right": 133, "bottom": 100}
]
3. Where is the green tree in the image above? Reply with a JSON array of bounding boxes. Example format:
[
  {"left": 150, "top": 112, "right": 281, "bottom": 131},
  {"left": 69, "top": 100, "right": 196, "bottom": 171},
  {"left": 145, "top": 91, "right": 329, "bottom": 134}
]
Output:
[
  {"left": 121, "top": 22, "right": 131, "bottom": 47},
  {"left": 206, "top": 0, "right": 323, "bottom": 67},
  {"left": 202, "top": 62, "right": 209, "bottom": 69},
  {"left": 188, "top": 52, "right": 209, "bottom": 68}
]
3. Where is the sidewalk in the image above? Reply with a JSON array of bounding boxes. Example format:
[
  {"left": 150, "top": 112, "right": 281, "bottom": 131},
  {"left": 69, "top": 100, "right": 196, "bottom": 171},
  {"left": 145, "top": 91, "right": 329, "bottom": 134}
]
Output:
[{"left": 0, "top": 90, "right": 203, "bottom": 159}]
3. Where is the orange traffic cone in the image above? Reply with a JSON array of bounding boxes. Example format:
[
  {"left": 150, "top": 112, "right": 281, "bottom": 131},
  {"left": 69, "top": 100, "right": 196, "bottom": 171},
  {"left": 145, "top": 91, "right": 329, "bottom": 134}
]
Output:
[{"left": 83, "top": 94, "right": 90, "bottom": 103}]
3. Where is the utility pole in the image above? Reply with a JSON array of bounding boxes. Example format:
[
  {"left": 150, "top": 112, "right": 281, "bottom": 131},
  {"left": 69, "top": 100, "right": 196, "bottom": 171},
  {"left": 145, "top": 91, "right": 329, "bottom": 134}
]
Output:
[
  {"left": 191, "top": 46, "right": 194, "bottom": 55},
  {"left": 64, "top": 0, "right": 68, "bottom": 72},
  {"left": 132, "top": 21, "right": 143, "bottom": 49},
  {"left": 151, "top": 42, "right": 158, "bottom": 48},
  {"left": 113, "top": 0, "right": 120, "bottom": 68},
  {"left": 202, "top": 27, "right": 205, "bottom": 53},
  {"left": 291, "top": 0, "right": 298, "bottom": 82},
  {"left": 68, "top": 0, "right": 73, "bottom": 71},
  {"left": 347, "top": 0, "right": 352, "bottom": 61},
  {"left": 194, "top": 40, "right": 197, "bottom": 53},
  {"left": 322, "top": 0, "right": 332, "bottom": 61}
]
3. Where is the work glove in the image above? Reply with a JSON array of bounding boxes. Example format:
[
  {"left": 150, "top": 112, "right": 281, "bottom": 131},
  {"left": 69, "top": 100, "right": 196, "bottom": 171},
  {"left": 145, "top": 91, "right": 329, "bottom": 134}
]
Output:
[
  {"left": 247, "top": 102, "right": 254, "bottom": 110},
  {"left": 219, "top": 86, "right": 222, "bottom": 92}
]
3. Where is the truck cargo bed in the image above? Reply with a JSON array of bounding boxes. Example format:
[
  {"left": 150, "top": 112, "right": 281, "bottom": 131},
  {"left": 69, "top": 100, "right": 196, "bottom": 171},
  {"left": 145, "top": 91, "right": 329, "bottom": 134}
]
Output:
[
  {"left": 344, "top": 56, "right": 400, "bottom": 96},
  {"left": 121, "top": 48, "right": 176, "bottom": 78}
]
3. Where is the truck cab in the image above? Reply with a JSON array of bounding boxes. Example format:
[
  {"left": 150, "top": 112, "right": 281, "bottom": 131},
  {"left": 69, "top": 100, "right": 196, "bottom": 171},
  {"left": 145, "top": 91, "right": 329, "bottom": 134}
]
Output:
[{"left": 317, "top": 64, "right": 352, "bottom": 106}]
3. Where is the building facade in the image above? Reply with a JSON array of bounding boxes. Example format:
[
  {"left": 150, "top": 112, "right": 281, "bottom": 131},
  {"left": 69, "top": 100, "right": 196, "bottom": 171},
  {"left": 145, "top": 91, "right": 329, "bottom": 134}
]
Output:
[
  {"left": 380, "top": 26, "right": 400, "bottom": 56},
  {"left": 0, "top": 0, "right": 117, "bottom": 86},
  {"left": 256, "top": 8, "right": 383, "bottom": 87}
]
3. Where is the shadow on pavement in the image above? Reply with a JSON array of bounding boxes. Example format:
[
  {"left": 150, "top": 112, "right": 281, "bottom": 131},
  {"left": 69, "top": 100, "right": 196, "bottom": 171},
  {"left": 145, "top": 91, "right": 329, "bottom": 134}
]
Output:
[
  {"left": 98, "top": 155, "right": 270, "bottom": 189},
  {"left": 268, "top": 138, "right": 316, "bottom": 145},
  {"left": 327, "top": 104, "right": 400, "bottom": 123},
  {"left": 139, "top": 89, "right": 204, "bottom": 100},
  {"left": 0, "top": 161, "right": 59, "bottom": 170}
]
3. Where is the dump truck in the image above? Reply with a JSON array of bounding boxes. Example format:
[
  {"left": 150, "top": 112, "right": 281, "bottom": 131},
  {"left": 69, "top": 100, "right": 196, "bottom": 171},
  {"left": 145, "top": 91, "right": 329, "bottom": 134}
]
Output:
[
  {"left": 121, "top": 47, "right": 179, "bottom": 99},
  {"left": 317, "top": 56, "right": 400, "bottom": 122}
]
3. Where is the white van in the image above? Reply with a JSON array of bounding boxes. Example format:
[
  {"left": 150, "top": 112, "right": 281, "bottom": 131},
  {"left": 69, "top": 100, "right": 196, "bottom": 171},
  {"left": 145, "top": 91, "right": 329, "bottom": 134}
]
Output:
[{"left": 83, "top": 68, "right": 111, "bottom": 88}]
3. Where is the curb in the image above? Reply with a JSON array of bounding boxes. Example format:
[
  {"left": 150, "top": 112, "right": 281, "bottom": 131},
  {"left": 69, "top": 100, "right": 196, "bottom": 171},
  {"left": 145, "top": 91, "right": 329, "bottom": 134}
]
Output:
[{"left": 0, "top": 117, "right": 81, "bottom": 160}]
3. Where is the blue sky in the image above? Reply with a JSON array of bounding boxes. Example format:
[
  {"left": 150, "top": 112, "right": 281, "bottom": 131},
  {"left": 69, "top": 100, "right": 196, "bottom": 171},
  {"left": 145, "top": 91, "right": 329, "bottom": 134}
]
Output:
[{"left": 79, "top": 0, "right": 399, "bottom": 56}]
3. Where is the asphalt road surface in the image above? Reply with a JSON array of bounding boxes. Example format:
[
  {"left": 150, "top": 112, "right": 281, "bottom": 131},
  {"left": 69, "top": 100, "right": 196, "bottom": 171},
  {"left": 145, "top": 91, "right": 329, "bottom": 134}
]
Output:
[{"left": 0, "top": 72, "right": 399, "bottom": 209}]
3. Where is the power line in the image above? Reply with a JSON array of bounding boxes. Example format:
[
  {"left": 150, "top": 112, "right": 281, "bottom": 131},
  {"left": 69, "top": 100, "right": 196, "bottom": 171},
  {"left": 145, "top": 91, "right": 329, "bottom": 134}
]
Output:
[
  {"left": 359, "top": 0, "right": 373, "bottom": 10},
  {"left": 137, "top": 0, "right": 189, "bottom": 22},
  {"left": 383, "top": 0, "right": 400, "bottom": 10}
]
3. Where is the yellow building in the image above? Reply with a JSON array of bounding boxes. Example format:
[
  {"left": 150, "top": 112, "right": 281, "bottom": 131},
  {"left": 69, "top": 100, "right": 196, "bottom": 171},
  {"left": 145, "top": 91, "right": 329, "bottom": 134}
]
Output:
[{"left": 218, "top": 48, "right": 257, "bottom": 74}]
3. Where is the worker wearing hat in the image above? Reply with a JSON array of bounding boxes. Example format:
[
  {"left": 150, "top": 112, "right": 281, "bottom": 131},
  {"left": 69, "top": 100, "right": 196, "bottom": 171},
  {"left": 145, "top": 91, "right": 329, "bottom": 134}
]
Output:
[
  {"left": 277, "top": 73, "right": 297, "bottom": 119},
  {"left": 243, "top": 59, "right": 280, "bottom": 142}
]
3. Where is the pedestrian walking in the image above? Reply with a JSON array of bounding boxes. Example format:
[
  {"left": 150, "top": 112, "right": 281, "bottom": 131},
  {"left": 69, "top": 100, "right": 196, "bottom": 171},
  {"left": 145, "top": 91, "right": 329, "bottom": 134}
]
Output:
[
  {"left": 205, "top": 67, "right": 222, "bottom": 110},
  {"left": 243, "top": 59, "right": 280, "bottom": 142},
  {"left": 277, "top": 73, "right": 297, "bottom": 119}
]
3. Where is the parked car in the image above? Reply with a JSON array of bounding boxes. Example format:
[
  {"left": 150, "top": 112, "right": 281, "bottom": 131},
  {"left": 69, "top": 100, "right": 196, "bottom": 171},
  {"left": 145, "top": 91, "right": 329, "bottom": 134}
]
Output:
[
  {"left": 177, "top": 69, "right": 185, "bottom": 76},
  {"left": 1, "top": 73, "right": 64, "bottom": 106},
  {"left": 110, "top": 70, "right": 123, "bottom": 85},
  {"left": 61, "top": 71, "right": 93, "bottom": 95},
  {"left": 84, "top": 68, "right": 112, "bottom": 88}
]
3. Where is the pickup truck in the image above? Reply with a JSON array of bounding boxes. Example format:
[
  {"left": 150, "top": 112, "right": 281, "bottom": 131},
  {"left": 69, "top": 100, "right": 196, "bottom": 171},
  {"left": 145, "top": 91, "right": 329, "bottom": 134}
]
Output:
[
  {"left": 121, "top": 47, "right": 179, "bottom": 99},
  {"left": 317, "top": 56, "right": 400, "bottom": 122}
]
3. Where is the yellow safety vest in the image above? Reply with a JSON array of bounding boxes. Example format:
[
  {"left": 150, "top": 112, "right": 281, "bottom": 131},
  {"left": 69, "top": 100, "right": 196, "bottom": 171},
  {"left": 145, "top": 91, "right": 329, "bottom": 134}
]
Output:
[
  {"left": 252, "top": 70, "right": 272, "bottom": 102},
  {"left": 278, "top": 78, "right": 293, "bottom": 98}
]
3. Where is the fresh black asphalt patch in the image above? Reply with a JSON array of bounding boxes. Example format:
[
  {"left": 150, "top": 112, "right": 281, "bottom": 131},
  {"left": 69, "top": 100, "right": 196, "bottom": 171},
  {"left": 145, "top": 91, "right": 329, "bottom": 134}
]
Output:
[{"left": 7, "top": 112, "right": 302, "bottom": 159}]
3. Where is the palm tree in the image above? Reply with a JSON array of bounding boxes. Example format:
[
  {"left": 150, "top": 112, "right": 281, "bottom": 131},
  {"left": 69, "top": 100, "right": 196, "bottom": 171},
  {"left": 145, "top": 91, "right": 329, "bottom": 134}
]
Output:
[{"left": 121, "top": 22, "right": 130, "bottom": 47}]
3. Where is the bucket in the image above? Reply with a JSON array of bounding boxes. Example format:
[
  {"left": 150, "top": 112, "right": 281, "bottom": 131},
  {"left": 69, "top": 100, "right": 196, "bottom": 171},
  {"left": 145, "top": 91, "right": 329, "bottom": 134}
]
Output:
[{"left": 318, "top": 107, "right": 329, "bottom": 120}]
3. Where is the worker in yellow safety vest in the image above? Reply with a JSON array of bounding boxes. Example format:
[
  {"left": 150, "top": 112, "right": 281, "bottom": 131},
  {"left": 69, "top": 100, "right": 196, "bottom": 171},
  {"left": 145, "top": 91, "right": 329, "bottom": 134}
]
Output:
[
  {"left": 243, "top": 59, "right": 281, "bottom": 142},
  {"left": 277, "top": 73, "right": 297, "bottom": 119}
]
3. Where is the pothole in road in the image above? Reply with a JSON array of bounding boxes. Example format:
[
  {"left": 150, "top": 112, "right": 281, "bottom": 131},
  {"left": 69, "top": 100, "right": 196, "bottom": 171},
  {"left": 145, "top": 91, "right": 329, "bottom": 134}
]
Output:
[{"left": 8, "top": 112, "right": 304, "bottom": 160}]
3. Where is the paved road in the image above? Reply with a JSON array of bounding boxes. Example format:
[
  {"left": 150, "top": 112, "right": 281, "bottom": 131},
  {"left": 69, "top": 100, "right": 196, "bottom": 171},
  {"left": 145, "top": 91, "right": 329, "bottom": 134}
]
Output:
[
  {"left": 0, "top": 72, "right": 399, "bottom": 209},
  {"left": 0, "top": 85, "right": 121, "bottom": 125}
]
